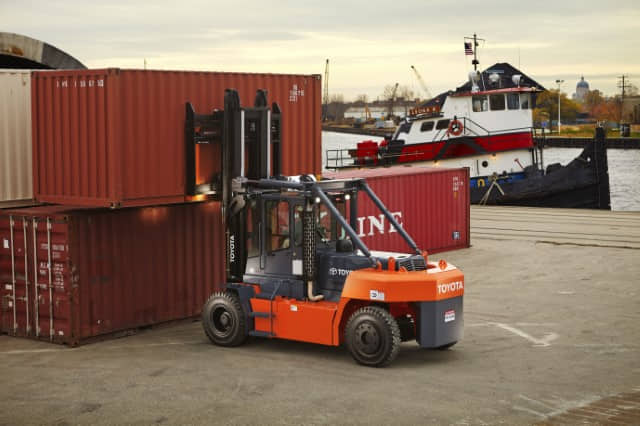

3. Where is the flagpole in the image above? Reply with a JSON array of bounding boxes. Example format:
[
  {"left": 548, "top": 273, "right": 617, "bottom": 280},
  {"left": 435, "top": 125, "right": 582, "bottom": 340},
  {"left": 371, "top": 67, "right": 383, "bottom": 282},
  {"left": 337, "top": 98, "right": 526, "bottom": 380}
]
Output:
[{"left": 465, "top": 33, "right": 485, "bottom": 71}]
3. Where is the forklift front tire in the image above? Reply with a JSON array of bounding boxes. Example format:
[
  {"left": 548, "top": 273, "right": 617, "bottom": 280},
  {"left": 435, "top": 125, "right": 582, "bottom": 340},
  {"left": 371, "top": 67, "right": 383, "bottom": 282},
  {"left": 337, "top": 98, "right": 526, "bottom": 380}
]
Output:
[
  {"left": 345, "top": 306, "right": 401, "bottom": 367},
  {"left": 202, "top": 291, "right": 249, "bottom": 347}
]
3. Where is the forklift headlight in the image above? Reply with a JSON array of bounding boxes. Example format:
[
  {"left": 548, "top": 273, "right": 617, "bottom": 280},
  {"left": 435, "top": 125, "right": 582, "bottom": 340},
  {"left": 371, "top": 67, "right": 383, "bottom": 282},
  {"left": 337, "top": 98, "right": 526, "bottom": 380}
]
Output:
[
  {"left": 344, "top": 194, "right": 351, "bottom": 200},
  {"left": 314, "top": 197, "right": 321, "bottom": 204}
]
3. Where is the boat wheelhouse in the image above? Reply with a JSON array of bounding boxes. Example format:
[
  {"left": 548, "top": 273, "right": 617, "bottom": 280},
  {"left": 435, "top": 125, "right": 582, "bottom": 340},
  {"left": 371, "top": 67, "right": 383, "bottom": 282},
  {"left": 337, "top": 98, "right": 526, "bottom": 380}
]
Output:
[{"left": 328, "top": 62, "right": 546, "bottom": 188}]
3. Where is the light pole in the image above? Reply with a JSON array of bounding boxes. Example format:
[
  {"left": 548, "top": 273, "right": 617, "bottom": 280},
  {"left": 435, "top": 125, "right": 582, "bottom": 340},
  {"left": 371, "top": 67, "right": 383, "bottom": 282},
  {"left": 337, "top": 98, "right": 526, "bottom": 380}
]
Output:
[{"left": 555, "top": 79, "right": 564, "bottom": 134}]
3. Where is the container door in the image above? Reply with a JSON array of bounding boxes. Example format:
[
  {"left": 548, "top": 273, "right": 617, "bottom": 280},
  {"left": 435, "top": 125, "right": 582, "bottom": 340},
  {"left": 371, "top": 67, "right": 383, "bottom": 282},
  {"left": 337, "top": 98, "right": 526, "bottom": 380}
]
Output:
[
  {"left": 33, "top": 217, "right": 72, "bottom": 342},
  {"left": 0, "top": 216, "right": 33, "bottom": 336}
]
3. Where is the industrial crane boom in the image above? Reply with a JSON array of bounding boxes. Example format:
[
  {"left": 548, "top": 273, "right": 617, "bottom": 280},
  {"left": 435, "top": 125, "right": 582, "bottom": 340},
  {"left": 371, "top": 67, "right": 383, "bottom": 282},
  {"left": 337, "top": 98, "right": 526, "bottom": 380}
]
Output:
[{"left": 411, "top": 65, "right": 432, "bottom": 101}]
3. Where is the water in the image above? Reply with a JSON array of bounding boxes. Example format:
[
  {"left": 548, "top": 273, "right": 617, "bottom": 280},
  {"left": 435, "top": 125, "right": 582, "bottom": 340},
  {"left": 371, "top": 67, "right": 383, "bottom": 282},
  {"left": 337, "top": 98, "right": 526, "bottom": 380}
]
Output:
[{"left": 322, "top": 131, "right": 640, "bottom": 211}]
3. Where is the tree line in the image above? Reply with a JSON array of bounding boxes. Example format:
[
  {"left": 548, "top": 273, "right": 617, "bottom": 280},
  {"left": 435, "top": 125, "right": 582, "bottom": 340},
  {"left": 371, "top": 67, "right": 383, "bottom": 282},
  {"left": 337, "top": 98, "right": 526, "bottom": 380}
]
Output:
[{"left": 533, "top": 85, "right": 638, "bottom": 126}]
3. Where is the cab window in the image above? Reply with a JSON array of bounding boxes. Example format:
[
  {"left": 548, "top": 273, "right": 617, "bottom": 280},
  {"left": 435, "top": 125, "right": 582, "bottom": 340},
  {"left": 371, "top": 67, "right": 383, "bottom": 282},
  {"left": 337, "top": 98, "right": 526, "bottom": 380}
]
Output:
[
  {"left": 316, "top": 199, "right": 347, "bottom": 242},
  {"left": 246, "top": 200, "right": 259, "bottom": 257},
  {"left": 436, "top": 119, "right": 450, "bottom": 130},
  {"left": 490, "top": 94, "right": 505, "bottom": 111},
  {"left": 472, "top": 95, "right": 488, "bottom": 112},
  {"left": 507, "top": 93, "right": 520, "bottom": 110},
  {"left": 520, "top": 93, "right": 531, "bottom": 109},
  {"left": 266, "top": 200, "right": 290, "bottom": 252},
  {"left": 420, "top": 121, "right": 434, "bottom": 132}
]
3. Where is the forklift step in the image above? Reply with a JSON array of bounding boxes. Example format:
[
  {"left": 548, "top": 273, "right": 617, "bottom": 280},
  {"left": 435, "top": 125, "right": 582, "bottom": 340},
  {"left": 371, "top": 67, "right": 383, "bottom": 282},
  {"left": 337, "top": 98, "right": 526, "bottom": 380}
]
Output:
[
  {"left": 249, "top": 311, "right": 275, "bottom": 318},
  {"left": 249, "top": 330, "right": 275, "bottom": 338}
]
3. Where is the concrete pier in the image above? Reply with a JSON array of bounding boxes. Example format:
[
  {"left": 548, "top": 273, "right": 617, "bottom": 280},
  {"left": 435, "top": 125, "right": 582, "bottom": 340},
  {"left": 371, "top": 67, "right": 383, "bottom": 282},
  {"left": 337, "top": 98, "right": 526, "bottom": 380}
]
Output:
[{"left": 1, "top": 207, "right": 639, "bottom": 425}]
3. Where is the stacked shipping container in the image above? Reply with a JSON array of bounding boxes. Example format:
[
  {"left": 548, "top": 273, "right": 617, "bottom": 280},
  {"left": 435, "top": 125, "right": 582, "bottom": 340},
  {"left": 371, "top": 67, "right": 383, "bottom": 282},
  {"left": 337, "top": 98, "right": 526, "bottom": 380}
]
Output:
[
  {"left": 0, "top": 68, "right": 323, "bottom": 344},
  {"left": 0, "top": 202, "right": 224, "bottom": 345},
  {"left": 31, "top": 69, "right": 322, "bottom": 207}
]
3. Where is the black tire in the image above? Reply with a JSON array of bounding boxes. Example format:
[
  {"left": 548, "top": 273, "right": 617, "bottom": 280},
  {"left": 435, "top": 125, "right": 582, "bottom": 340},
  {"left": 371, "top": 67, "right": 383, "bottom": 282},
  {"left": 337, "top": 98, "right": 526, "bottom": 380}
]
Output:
[
  {"left": 436, "top": 341, "right": 457, "bottom": 350},
  {"left": 344, "top": 306, "right": 401, "bottom": 367},
  {"left": 201, "top": 291, "right": 248, "bottom": 347}
]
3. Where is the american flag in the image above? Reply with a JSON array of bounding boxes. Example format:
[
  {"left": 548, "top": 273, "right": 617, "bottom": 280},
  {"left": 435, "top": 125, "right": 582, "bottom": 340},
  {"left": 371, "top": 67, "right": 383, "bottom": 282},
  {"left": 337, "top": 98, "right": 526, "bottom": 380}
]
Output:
[{"left": 464, "top": 42, "right": 473, "bottom": 55}]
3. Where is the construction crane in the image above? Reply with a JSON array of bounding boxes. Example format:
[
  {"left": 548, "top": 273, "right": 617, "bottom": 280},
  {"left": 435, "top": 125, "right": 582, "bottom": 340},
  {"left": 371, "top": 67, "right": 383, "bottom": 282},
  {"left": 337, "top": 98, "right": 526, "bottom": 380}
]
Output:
[
  {"left": 411, "top": 65, "right": 433, "bottom": 101},
  {"left": 322, "top": 59, "right": 329, "bottom": 121}
]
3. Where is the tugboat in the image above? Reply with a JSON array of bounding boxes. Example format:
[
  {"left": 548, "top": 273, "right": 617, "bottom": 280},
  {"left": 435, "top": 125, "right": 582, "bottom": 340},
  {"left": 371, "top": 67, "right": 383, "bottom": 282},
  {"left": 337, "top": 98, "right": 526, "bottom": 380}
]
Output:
[{"left": 326, "top": 34, "right": 610, "bottom": 209}]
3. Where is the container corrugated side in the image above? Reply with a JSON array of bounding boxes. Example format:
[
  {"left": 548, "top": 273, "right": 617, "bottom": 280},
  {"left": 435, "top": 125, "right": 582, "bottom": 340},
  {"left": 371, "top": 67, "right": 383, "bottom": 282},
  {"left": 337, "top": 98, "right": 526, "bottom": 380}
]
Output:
[
  {"left": 31, "top": 69, "right": 322, "bottom": 208},
  {"left": 325, "top": 166, "right": 470, "bottom": 254},
  {"left": 1, "top": 70, "right": 34, "bottom": 206},
  {"left": 0, "top": 202, "right": 224, "bottom": 344}
]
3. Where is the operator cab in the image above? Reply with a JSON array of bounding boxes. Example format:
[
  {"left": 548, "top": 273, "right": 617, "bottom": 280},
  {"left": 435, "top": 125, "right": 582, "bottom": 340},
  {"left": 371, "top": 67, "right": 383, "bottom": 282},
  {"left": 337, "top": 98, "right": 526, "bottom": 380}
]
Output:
[{"left": 243, "top": 186, "right": 370, "bottom": 302}]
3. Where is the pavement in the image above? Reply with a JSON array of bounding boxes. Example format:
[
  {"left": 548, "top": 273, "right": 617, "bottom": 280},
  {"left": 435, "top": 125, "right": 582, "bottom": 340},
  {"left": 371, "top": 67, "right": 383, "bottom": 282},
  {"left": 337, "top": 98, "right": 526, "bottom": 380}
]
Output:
[{"left": 1, "top": 206, "right": 639, "bottom": 425}]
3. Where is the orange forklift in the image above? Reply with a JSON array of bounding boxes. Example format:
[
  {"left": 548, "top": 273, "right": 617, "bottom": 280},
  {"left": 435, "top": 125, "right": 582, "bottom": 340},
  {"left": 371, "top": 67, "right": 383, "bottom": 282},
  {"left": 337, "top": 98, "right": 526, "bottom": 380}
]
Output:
[{"left": 187, "top": 90, "right": 464, "bottom": 367}]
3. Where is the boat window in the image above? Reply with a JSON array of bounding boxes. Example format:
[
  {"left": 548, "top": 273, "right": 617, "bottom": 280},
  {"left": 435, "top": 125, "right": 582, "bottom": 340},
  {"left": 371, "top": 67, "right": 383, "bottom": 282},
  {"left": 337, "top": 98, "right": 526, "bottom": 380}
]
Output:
[
  {"left": 436, "top": 119, "right": 450, "bottom": 130},
  {"left": 472, "top": 95, "right": 488, "bottom": 112},
  {"left": 507, "top": 93, "right": 520, "bottom": 110},
  {"left": 420, "top": 121, "right": 434, "bottom": 132},
  {"left": 490, "top": 94, "right": 505, "bottom": 111},
  {"left": 396, "top": 121, "right": 412, "bottom": 137},
  {"left": 520, "top": 93, "right": 530, "bottom": 109}
]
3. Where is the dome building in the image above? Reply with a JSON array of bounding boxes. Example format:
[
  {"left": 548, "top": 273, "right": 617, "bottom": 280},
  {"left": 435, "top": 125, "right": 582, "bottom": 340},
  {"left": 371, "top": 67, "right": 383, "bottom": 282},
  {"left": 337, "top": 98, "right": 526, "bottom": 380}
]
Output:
[{"left": 573, "top": 76, "right": 590, "bottom": 102}]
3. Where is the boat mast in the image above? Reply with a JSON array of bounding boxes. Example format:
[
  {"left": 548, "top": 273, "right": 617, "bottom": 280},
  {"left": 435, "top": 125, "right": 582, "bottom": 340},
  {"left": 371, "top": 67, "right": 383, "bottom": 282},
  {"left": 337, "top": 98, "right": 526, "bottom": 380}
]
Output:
[{"left": 465, "top": 33, "right": 485, "bottom": 71}]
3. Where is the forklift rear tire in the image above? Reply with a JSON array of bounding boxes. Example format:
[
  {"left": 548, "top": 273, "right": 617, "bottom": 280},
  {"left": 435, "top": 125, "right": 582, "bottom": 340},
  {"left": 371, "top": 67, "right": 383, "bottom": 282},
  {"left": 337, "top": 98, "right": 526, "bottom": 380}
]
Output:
[
  {"left": 202, "top": 291, "right": 248, "bottom": 347},
  {"left": 345, "top": 306, "right": 401, "bottom": 367}
]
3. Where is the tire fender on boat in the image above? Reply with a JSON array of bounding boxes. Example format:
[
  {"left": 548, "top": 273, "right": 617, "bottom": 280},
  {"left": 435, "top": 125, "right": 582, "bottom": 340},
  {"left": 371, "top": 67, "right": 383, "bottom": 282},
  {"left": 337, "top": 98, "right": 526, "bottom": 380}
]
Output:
[{"left": 448, "top": 119, "right": 464, "bottom": 136}]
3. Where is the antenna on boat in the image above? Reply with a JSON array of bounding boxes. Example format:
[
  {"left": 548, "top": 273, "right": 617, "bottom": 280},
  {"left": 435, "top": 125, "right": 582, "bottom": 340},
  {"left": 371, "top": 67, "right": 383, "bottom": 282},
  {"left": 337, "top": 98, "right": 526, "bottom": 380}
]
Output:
[{"left": 464, "top": 33, "right": 485, "bottom": 71}]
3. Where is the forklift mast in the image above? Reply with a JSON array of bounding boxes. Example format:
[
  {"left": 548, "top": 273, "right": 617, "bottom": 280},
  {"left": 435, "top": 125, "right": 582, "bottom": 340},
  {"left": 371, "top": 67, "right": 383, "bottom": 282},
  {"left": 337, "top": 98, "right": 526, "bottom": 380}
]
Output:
[
  {"left": 186, "top": 90, "right": 422, "bottom": 285},
  {"left": 185, "top": 89, "right": 282, "bottom": 281}
]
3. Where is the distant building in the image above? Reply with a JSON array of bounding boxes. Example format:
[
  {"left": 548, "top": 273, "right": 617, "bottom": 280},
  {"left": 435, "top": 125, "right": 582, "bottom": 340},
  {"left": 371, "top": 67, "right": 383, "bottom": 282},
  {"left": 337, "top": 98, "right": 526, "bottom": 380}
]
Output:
[
  {"left": 572, "top": 76, "right": 590, "bottom": 102},
  {"left": 344, "top": 106, "right": 408, "bottom": 120}
]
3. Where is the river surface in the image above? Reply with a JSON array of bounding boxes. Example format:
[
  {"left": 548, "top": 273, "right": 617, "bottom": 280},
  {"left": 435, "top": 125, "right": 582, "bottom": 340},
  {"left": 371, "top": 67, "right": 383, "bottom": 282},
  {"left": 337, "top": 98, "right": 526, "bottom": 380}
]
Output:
[{"left": 322, "top": 131, "right": 640, "bottom": 211}]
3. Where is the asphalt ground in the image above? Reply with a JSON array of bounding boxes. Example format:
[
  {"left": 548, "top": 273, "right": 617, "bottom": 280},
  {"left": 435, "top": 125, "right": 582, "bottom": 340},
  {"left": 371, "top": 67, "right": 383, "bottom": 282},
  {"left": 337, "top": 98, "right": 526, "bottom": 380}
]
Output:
[{"left": 1, "top": 207, "right": 639, "bottom": 425}]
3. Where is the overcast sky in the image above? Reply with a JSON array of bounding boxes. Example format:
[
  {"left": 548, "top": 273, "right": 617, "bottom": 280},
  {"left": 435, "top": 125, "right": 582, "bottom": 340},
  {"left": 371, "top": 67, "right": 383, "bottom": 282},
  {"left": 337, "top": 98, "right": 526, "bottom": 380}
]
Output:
[{"left": 2, "top": 0, "right": 639, "bottom": 100}]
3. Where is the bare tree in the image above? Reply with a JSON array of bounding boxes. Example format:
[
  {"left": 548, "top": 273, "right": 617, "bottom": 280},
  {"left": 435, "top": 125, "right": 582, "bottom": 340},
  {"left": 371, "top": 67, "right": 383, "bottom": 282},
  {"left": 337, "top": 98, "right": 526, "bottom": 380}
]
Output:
[
  {"left": 329, "top": 93, "right": 344, "bottom": 104},
  {"left": 397, "top": 85, "right": 415, "bottom": 101},
  {"left": 354, "top": 94, "right": 369, "bottom": 106}
]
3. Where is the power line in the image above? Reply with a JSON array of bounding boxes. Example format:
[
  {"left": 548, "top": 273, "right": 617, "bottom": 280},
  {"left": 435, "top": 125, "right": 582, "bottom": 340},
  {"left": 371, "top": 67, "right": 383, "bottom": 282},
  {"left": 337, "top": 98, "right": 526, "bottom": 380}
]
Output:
[{"left": 617, "top": 75, "right": 630, "bottom": 103}]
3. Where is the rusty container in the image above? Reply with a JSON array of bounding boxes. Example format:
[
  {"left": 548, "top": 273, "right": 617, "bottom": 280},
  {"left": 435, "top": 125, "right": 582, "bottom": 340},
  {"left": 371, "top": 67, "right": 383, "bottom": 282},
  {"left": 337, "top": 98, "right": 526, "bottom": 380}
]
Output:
[
  {"left": 0, "top": 202, "right": 224, "bottom": 345},
  {"left": 325, "top": 166, "right": 470, "bottom": 254},
  {"left": 31, "top": 69, "right": 321, "bottom": 208}
]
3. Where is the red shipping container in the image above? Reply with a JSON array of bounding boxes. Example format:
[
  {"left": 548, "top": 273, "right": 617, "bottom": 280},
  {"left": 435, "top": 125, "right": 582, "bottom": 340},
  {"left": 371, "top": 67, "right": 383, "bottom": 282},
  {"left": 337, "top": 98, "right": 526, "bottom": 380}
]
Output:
[
  {"left": 0, "top": 202, "right": 224, "bottom": 345},
  {"left": 324, "top": 167, "right": 470, "bottom": 254},
  {"left": 31, "top": 69, "right": 321, "bottom": 208}
]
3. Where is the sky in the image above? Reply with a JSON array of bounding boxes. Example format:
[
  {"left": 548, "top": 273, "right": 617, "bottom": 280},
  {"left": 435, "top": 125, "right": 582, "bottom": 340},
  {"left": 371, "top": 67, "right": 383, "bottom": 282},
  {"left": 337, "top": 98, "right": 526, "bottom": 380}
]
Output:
[{"left": 2, "top": 0, "right": 639, "bottom": 101}]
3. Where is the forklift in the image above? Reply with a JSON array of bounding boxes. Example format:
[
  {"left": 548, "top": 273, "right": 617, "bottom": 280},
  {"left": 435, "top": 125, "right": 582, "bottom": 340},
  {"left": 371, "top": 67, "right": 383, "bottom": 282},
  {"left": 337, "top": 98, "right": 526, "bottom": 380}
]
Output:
[{"left": 186, "top": 90, "right": 464, "bottom": 367}]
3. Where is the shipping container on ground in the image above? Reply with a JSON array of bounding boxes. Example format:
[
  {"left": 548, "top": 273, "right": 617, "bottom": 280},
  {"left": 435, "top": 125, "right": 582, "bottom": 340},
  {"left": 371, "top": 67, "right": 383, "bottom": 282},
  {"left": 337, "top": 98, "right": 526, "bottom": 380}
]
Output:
[
  {"left": 1, "top": 70, "right": 35, "bottom": 207},
  {"left": 31, "top": 69, "right": 322, "bottom": 208},
  {"left": 324, "top": 166, "right": 470, "bottom": 254},
  {"left": 0, "top": 202, "right": 224, "bottom": 345}
]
